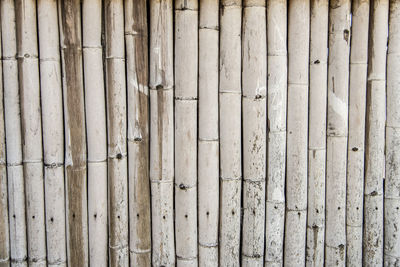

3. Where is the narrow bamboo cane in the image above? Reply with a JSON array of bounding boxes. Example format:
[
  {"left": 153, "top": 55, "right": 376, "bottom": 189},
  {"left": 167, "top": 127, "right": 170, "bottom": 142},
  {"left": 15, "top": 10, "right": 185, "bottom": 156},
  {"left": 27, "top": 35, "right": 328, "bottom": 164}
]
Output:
[
  {"left": 174, "top": 0, "right": 198, "bottom": 266},
  {"left": 15, "top": 1, "right": 47, "bottom": 266},
  {"left": 58, "top": 1, "right": 88, "bottom": 265},
  {"left": 198, "top": 0, "right": 219, "bottom": 266},
  {"left": 306, "top": 0, "right": 328, "bottom": 266},
  {"left": 241, "top": 1, "right": 266, "bottom": 266},
  {"left": 104, "top": 1, "right": 129, "bottom": 265},
  {"left": 0, "top": 1, "right": 27, "bottom": 265},
  {"left": 124, "top": 0, "right": 152, "bottom": 266},
  {"left": 385, "top": 1, "right": 400, "bottom": 265},
  {"left": 265, "top": 1, "right": 286, "bottom": 265},
  {"left": 219, "top": 0, "right": 242, "bottom": 266},
  {"left": 285, "top": 0, "right": 309, "bottom": 265},
  {"left": 325, "top": 1, "right": 351, "bottom": 265},
  {"left": 0, "top": 22, "right": 10, "bottom": 267},
  {"left": 37, "top": 0, "right": 67, "bottom": 265},
  {"left": 149, "top": 0, "right": 175, "bottom": 265},
  {"left": 346, "top": 0, "right": 370, "bottom": 265},
  {"left": 82, "top": 0, "right": 108, "bottom": 266},
  {"left": 364, "top": 0, "right": 389, "bottom": 265}
]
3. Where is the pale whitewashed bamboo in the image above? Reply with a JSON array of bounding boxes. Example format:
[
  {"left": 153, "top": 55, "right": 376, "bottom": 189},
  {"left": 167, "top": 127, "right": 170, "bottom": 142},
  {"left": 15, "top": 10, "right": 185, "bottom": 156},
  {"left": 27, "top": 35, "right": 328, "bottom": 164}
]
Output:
[
  {"left": 0, "top": 1, "right": 27, "bottom": 266},
  {"left": 174, "top": 0, "right": 198, "bottom": 266},
  {"left": 37, "top": 0, "right": 67, "bottom": 266},
  {"left": 0, "top": 24, "right": 10, "bottom": 267},
  {"left": 219, "top": 0, "right": 242, "bottom": 266},
  {"left": 325, "top": 1, "right": 351, "bottom": 265},
  {"left": 306, "top": 0, "right": 328, "bottom": 266},
  {"left": 124, "top": 0, "right": 152, "bottom": 266},
  {"left": 364, "top": 0, "right": 388, "bottom": 266},
  {"left": 285, "top": 0, "right": 309, "bottom": 265},
  {"left": 104, "top": 1, "right": 129, "bottom": 266},
  {"left": 198, "top": 0, "right": 219, "bottom": 266},
  {"left": 346, "top": 1, "right": 369, "bottom": 266},
  {"left": 58, "top": 0, "right": 88, "bottom": 265},
  {"left": 15, "top": 1, "right": 46, "bottom": 266},
  {"left": 82, "top": 0, "right": 108, "bottom": 266},
  {"left": 149, "top": 0, "right": 175, "bottom": 265},
  {"left": 265, "top": 1, "right": 286, "bottom": 266},
  {"left": 241, "top": 1, "right": 266, "bottom": 266},
  {"left": 385, "top": 1, "right": 400, "bottom": 265}
]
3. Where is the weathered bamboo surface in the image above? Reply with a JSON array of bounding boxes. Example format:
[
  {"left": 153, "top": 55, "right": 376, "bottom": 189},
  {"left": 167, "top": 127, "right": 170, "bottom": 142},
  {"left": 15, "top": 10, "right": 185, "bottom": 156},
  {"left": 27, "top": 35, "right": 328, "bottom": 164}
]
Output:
[{"left": 0, "top": 0, "right": 398, "bottom": 266}]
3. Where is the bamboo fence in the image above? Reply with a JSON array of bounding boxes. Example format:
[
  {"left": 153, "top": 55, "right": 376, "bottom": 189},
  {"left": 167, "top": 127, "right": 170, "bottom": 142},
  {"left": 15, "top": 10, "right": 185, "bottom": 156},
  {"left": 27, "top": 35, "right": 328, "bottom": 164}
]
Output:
[{"left": 0, "top": 0, "right": 398, "bottom": 266}]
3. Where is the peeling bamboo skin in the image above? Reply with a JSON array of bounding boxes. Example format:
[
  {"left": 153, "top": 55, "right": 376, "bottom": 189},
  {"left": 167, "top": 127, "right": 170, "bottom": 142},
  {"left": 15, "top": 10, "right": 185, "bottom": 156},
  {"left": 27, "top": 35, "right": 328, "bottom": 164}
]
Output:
[
  {"left": 124, "top": 0, "right": 152, "bottom": 266},
  {"left": 241, "top": 2, "right": 266, "bottom": 266},
  {"left": 306, "top": 1, "right": 328, "bottom": 266},
  {"left": 0, "top": 22, "right": 10, "bottom": 267},
  {"left": 149, "top": 0, "right": 175, "bottom": 265},
  {"left": 266, "top": 1, "right": 286, "bottom": 266},
  {"left": 347, "top": 1, "right": 370, "bottom": 266},
  {"left": 364, "top": 0, "right": 388, "bottom": 266},
  {"left": 325, "top": 0, "right": 351, "bottom": 266},
  {"left": 82, "top": 0, "right": 108, "bottom": 266},
  {"left": 219, "top": 0, "right": 242, "bottom": 266},
  {"left": 198, "top": 0, "right": 219, "bottom": 266},
  {"left": 386, "top": 1, "right": 400, "bottom": 265},
  {"left": 285, "top": 0, "right": 309, "bottom": 265},
  {"left": 59, "top": 0, "right": 88, "bottom": 265}
]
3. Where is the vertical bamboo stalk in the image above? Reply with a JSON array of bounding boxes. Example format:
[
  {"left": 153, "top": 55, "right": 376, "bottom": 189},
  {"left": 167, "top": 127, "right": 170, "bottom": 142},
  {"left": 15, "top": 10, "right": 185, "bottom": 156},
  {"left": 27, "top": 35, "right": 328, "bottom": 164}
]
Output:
[
  {"left": 0, "top": 1, "right": 27, "bottom": 266},
  {"left": 241, "top": 1, "right": 266, "bottom": 266},
  {"left": 346, "top": 1, "right": 370, "bottom": 266},
  {"left": 124, "top": 0, "right": 152, "bottom": 266},
  {"left": 285, "top": 0, "right": 309, "bottom": 265},
  {"left": 58, "top": 1, "right": 88, "bottom": 265},
  {"left": 265, "top": 1, "right": 286, "bottom": 265},
  {"left": 0, "top": 21, "right": 10, "bottom": 267},
  {"left": 104, "top": 1, "right": 129, "bottom": 266},
  {"left": 82, "top": 0, "right": 108, "bottom": 266},
  {"left": 149, "top": 0, "right": 175, "bottom": 265},
  {"left": 37, "top": 0, "right": 67, "bottom": 265},
  {"left": 15, "top": 1, "right": 47, "bottom": 266},
  {"left": 219, "top": 0, "right": 242, "bottom": 266},
  {"left": 306, "top": 0, "right": 328, "bottom": 266},
  {"left": 325, "top": 0, "right": 351, "bottom": 265},
  {"left": 385, "top": 1, "right": 400, "bottom": 265},
  {"left": 174, "top": 0, "right": 198, "bottom": 266},
  {"left": 198, "top": 0, "right": 219, "bottom": 266},
  {"left": 364, "top": 0, "right": 388, "bottom": 266}
]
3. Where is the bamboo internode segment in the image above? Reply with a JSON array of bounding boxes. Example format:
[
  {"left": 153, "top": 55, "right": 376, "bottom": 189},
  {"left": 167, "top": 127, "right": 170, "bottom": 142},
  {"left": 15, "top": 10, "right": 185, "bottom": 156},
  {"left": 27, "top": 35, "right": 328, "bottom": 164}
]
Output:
[{"left": 0, "top": 0, "right": 398, "bottom": 266}]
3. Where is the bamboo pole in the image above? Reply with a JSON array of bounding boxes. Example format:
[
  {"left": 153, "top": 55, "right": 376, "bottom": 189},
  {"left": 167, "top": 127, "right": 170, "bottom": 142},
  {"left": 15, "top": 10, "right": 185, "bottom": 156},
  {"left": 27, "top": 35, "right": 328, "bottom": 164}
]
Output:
[
  {"left": 82, "top": 0, "right": 108, "bottom": 266},
  {"left": 325, "top": 1, "right": 351, "bottom": 265},
  {"left": 241, "top": 1, "right": 266, "bottom": 266},
  {"left": 0, "top": 22, "right": 10, "bottom": 267},
  {"left": 219, "top": 0, "right": 242, "bottom": 266},
  {"left": 364, "top": 0, "right": 389, "bottom": 266},
  {"left": 104, "top": 1, "right": 129, "bottom": 265},
  {"left": 346, "top": 0, "right": 370, "bottom": 265},
  {"left": 265, "top": 1, "right": 286, "bottom": 265},
  {"left": 385, "top": 1, "right": 400, "bottom": 265},
  {"left": 15, "top": 1, "right": 47, "bottom": 266},
  {"left": 174, "top": 0, "right": 198, "bottom": 266},
  {"left": 37, "top": 0, "right": 67, "bottom": 265},
  {"left": 149, "top": 0, "right": 175, "bottom": 265},
  {"left": 198, "top": 0, "right": 219, "bottom": 266},
  {"left": 0, "top": 1, "right": 27, "bottom": 266},
  {"left": 124, "top": 0, "right": 152, "bottom": 266},
  {"left": 285, "top": 0, "right": 309, "bottom": 265},
  {"left": 58, "top": 1, "right": 88, "bottom": 265},
  {"left": 306, "top": 0, "right": 328, "bottom": 266}
]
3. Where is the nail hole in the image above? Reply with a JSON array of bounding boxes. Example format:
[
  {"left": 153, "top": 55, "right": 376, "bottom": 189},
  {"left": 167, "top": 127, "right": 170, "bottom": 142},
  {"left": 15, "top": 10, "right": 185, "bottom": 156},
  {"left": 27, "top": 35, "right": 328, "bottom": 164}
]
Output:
[{"left": 117, "top": 153, "right": 122, "bottom": 159}]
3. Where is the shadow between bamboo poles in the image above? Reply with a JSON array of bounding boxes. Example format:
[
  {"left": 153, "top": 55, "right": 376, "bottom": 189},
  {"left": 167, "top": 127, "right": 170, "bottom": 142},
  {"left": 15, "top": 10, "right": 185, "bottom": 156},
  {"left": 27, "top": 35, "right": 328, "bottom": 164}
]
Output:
[{"left": 58, "top": 0, "right": 89, "bottom": 265}]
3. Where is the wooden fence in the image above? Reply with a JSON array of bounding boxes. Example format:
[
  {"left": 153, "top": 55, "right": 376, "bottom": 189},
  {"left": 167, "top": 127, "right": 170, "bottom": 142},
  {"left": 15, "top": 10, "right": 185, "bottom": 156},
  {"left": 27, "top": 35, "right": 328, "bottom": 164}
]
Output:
[{"left": 0, "top": 0, "right": 399, "bottom": 266}]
